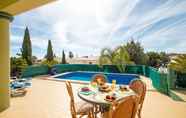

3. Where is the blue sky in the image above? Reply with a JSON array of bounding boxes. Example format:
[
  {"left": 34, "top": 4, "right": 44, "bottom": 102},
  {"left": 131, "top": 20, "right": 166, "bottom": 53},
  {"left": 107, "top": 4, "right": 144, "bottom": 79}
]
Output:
[{"left": 11, "top": 0, "right": 186, "bottom": 58}]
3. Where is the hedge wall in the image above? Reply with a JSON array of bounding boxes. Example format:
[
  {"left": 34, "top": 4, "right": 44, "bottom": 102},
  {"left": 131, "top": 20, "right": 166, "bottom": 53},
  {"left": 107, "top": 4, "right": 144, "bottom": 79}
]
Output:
[
  {"left": 52, "top": 64, "right": 146, "bottom": 75},
  {"left": 21, "top": 65, "right": 49, "bottom": 78},
  {"left": 52, "top": 64, "right": 101, "bottom": 73},
  {"left": 21, "top": 64, "right": 146, "bottom": 77}
]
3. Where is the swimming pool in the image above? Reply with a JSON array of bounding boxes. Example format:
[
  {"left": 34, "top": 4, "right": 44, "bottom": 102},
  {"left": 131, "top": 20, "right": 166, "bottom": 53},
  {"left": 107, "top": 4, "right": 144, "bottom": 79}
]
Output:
[{"left": 54, "top": 71, "right": 139, "bottom": 85}]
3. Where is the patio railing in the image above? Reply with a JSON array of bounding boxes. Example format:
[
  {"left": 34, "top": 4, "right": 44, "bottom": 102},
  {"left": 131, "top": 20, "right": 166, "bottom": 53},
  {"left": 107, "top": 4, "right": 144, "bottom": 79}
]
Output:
[{"left": 145, "top": 67, "right": 169, "bottom": 95}]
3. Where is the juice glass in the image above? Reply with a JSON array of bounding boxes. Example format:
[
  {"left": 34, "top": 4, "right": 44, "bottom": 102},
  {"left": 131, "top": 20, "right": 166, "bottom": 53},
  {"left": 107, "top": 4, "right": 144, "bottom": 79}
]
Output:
[{"left": 111, "top": 80, "right": 116, "bottom": 90}]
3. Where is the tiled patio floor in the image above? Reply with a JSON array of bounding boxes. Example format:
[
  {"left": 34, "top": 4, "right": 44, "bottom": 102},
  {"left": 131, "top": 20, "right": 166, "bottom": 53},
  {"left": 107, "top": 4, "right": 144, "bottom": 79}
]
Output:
[{"left": 0, "top": 78, "right": 186, "bottom": 118}]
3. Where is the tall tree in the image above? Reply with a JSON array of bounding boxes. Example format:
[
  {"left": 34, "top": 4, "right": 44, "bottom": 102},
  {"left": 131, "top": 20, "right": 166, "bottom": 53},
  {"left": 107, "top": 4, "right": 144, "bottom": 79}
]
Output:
[
  {"left": 125, "top": 39, "right": 147, "bottom": 65},
  {"left": 159, "top": 52, "right": 170, "bottom": 65},
  {"left": 61, "top": 50, "right": 67, "bottom": 64},
  {"left": 45, "top": 40, "right": 54, "bottom": 61},
  {"left": 146, "top": 51, "right": 170, "bottom": 67},
  {"left": 21, "top": 27, "right": 32, "bottom": 65},
  {"left": 69, "top": 51, "right": 74, "bottom": 59},
  {"left": 146, "top": 51, "right": 161, "bottom": 67}
]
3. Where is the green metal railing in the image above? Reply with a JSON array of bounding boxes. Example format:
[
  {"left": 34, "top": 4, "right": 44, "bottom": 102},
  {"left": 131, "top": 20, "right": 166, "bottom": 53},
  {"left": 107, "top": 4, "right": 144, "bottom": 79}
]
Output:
[{"left": 147, "top": 67, "right": 169, "bottom": 94}]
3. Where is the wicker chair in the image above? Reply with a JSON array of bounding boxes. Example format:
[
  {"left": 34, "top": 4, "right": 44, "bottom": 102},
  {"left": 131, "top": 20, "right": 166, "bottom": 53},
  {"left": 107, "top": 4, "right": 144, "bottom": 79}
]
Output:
[
  {"left": 90, "top": 74, "right": 108, "bottom": 115},
  {"left": 91, "top": 74, "right": 107, "bottom": 86},
  {"left": 129, "top": 79, "right": 146, "bottom": 118},
  {"left": 65, "top": 81, "right": 94, "bottom": 118},
  {"left": 102, "top": 95, "right": 139, "bottom": 118}
]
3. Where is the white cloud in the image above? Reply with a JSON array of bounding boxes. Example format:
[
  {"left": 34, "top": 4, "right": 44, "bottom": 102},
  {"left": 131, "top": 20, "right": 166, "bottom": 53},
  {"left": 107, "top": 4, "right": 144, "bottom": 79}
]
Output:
[{"left": 11, "top": 0, "right": 186, "bottom": 58}]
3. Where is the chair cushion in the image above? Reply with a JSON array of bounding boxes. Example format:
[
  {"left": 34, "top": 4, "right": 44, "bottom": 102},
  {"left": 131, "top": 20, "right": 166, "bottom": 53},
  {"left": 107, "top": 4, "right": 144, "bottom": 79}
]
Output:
[{"left": 75, "top": 101, "right": 93, "bottom": 114}]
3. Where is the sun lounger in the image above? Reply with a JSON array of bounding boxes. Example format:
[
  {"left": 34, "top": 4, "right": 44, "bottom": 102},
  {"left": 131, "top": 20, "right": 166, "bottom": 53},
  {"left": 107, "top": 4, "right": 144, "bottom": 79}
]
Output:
[
  {"left": 11, "top": 88, "right": 27, "bottom": 97},
  {"left": 10, "top": 78, "right": 32, "bottom": 97}
]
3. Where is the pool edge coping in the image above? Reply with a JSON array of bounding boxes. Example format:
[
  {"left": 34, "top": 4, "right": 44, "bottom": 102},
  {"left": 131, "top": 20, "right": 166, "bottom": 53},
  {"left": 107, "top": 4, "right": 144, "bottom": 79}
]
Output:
[{"left": 39, "top": 71, "right": 141, "bottom": 85}]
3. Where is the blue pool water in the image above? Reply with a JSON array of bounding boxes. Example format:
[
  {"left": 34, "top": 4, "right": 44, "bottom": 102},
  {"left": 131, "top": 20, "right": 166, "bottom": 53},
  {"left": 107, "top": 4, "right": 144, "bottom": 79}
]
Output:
[{"left": 54, "top": 71, "right": 139, "bottom": 85}]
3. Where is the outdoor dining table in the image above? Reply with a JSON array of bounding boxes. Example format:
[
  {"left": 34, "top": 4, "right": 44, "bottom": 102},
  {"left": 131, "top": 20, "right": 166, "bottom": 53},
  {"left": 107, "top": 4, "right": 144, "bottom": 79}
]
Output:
[{"left": 77, "top": 84, "right": 136, "bottom": 118}]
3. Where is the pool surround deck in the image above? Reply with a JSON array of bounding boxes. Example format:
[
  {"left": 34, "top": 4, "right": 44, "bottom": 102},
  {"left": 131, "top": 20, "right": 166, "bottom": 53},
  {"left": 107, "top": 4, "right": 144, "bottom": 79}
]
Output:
[{"left": 0, "top": 77, "right": 186, "bottom": 118}]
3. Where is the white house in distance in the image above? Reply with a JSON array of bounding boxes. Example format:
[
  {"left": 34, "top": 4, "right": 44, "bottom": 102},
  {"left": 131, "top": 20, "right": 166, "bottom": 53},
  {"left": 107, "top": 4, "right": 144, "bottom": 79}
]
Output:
[{"left": 67, "top": 56, "right": 99, "bottom": 64}]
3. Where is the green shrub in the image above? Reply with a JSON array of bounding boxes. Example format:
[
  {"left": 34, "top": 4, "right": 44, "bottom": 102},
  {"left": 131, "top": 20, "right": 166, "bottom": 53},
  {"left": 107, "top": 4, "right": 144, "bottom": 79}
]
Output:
[
  {"left": 168, "top": 54, "right": 186, "bottom": 73},
  {"left": 176, "top": 73, "right": 186, "bottom": 88},
  {"left": 41, "top": 59, "right": 59, "bottom": 68},
  {"left": 11, "top": 57, "right": 28, "bottom": 77}
]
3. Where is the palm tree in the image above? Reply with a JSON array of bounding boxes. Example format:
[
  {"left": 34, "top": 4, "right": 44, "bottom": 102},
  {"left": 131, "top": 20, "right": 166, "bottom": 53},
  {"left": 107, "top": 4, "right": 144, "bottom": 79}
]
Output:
[
  {"left": 168, "top": 54, "right": 186, "bottom": 73},
  {"left": 99, "top": 48, "right": 115, "bottom": 65},
  {"left": 99, "top": 46, "right": 133, "bottom": 72}
]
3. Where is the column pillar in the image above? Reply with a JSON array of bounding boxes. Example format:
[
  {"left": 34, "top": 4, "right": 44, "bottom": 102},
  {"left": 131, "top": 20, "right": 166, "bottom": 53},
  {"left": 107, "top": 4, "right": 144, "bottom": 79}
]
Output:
[{"left": 0, "top": 12, "right": 13, "bottom": 112}]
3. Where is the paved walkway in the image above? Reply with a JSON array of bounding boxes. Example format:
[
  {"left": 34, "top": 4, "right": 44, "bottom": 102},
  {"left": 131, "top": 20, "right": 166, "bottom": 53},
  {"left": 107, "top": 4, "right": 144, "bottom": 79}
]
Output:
[{"left": 0, "top": 78, "right": 186, "bottom": 118}]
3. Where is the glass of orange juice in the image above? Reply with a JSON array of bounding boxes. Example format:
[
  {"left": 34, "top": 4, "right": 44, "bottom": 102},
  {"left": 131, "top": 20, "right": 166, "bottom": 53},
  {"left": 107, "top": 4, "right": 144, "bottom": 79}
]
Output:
[{"left": 111, "top": 80, "right": 116, "bottom": 90}]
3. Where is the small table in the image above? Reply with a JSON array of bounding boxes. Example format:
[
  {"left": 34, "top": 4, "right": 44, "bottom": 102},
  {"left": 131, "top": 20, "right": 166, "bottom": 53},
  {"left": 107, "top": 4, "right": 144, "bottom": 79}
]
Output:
[{"left": 78, "top": 85, "right": 135, "bottom": 118}]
